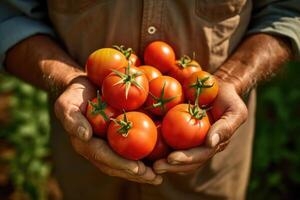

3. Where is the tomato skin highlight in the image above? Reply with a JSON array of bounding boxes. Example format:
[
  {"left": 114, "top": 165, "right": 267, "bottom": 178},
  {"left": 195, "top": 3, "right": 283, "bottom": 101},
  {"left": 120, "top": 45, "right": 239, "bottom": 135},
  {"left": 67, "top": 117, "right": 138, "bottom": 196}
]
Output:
[
  {"left": 144, "top": 41, "right": 176, "bottom": 74},
  {"left": 129, "top": 53, "right": 141, "bottom": 67},
  {"left": 162, "top": 104, "right": 210, "bottom": 150},
  {"left": 86, "top": 96, "right": 118, "bottom": 138},
  {"left": 139, "top": 65, "right": 162, "bottom": 81},
  {"left": 147, "top": 121, "right": 171, "bottom": 161},
  {"left": 168, "top": 59, "right": 202, "bottom": 84},
  {"left": 145, "top": 76, "right": 184, "bottom": 116},
  {"left": 102, "top": 66, "right": 149, "bottom": 111},
  {"left": 183, "top": 71, "right": 219, "bottom": 106},
  {"left": 86, "top": 48, "right": 128, "bottom": 86},
  {"left": 107, "top": 112, "right": 157, "bottom": 160}
]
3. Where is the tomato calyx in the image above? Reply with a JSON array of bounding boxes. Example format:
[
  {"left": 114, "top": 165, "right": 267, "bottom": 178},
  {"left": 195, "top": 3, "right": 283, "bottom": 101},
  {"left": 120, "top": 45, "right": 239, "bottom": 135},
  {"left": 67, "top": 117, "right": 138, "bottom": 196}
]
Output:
[
  {"left": 188, "top": 103, "right": 207, "bottom": 120},
  {"left": 147, "top": 81, "right": 177, "bottom": 114},
  {"left": 111, "top": 64, "right": 144, "bottom": 99},
  {"left": 88, "top": 91, "right": 109, "bottom": 121},
  {"left": 190, "top": 76, "right": 214, "bottom": 97},
  {"left": 113, "top": 45, "right": 133, "bottom": 60},
  {"left": 176, "top": 55, "right": 199, "bottom": 69},
  {"left": 110, "top": 112, "right": 133, "bottom": 137}
]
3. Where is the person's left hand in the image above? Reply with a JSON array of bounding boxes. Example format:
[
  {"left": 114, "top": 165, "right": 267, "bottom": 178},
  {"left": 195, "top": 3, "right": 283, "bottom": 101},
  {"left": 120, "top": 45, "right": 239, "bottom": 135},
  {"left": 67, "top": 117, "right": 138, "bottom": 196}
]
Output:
[{"left": 153, "top": 79, "right": 248, "bottom": 174}]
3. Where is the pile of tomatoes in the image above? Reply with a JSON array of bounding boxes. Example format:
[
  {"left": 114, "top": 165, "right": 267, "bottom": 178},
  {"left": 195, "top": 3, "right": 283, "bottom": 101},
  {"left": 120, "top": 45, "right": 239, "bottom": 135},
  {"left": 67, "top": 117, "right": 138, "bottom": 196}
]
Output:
[{"left": 85, "top": 41, "right": 218, "bottom": 161}]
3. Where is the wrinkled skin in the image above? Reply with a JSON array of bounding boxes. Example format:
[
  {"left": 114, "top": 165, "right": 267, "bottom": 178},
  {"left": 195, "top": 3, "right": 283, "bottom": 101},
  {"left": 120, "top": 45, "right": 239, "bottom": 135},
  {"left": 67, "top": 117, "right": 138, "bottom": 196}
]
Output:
[
  {"left": 54, "top": 77, "right": 162, "bottom": 185},
  {"left": 153, "top": 80, "right": 248, "bottom": 174}
]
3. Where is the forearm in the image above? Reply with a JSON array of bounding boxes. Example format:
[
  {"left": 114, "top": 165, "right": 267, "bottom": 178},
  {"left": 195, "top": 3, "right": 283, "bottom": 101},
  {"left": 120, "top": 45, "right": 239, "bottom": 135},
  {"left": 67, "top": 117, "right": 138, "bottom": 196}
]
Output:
[
  {"left": 4, "top": 34, "right": 85, "bottom": 94},
  {"left": 215, "top": 33, "right": 293, "bottom": 95}
]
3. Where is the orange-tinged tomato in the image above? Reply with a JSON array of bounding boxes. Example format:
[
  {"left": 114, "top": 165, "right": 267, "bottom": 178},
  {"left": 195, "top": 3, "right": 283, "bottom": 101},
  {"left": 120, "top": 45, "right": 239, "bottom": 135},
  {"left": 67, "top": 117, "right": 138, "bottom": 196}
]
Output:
[
  {"left": 183, "top": 71, "right": 219, "bottom": 106},
  {"left": 145, "top": 76, "right": 184, "bottom": 116},
  {"left": 162, "top": 104, "right": 210, "bottom": 150},
  {"left": 139, "top": 65, "right": 162, "bottom": 81},
  {"left": 108, "top": 112, "right": 157, "bottom": 160},
  {"left": 86, "top": 48, "right": 128, "bottom": 86}
]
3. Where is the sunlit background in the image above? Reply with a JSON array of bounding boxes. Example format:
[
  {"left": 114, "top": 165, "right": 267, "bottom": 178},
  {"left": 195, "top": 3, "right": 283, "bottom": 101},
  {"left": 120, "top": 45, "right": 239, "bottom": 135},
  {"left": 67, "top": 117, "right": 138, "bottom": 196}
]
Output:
[{"left": 0, "top": 61, "right": 299, "bottom": 200}]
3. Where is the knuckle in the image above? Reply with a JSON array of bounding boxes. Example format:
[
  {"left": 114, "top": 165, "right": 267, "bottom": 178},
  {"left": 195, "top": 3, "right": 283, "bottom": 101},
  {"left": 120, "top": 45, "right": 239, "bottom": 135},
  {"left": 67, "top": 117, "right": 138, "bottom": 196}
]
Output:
[
  {"left": 70, "top": 138, "right": 85, "bottom": 157},
  {"left": 54, "top": 98, "right": 63, "bottom": 118},
  {"left": 90, "top": 141, "right": 106, "bottom": 162}
]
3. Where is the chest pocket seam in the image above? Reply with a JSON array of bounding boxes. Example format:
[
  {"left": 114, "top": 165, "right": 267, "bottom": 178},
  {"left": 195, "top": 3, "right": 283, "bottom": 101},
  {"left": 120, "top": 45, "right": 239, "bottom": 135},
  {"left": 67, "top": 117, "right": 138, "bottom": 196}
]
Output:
[{"left": 195, "top": 0, "right": 247, "bottom": 23}]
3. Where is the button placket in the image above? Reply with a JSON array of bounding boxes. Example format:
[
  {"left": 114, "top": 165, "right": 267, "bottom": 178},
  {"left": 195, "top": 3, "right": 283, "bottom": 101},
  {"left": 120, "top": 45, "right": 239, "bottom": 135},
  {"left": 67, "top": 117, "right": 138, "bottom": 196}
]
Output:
[{"left": 140, "top": 0, "right": 164, "bottom": 52}]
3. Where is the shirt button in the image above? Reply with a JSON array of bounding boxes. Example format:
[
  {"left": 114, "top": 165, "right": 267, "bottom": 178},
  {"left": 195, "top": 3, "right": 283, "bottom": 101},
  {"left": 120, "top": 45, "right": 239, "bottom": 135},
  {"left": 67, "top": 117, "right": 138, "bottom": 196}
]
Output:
[{"left": 147, "top": 26, "right": 157, "bottom": 34}]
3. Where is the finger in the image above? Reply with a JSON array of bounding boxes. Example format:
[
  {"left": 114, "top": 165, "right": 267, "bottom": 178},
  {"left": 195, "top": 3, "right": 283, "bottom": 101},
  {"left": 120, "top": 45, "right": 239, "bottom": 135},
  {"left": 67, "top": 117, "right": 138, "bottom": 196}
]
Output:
[
  {"left": 91, "top": 160, "right": 163, "bottom": 185},
  {"left": 166, "top": 146, "right": 216, "bottom": 165},
  {"left": 153, "top": 159, "right": 202, "bottom": 174},
  {"left": 206, "top": 102, "right": 248, "bottom": 148},
  {"left": 55, "top": 101, "right": 93, "bottom": 141},
  {"left": 71, "top": 137, "right": 147, "bottom": 176},
  {"left": 216, "top": 140, "right": 230, "bottom": 153}
]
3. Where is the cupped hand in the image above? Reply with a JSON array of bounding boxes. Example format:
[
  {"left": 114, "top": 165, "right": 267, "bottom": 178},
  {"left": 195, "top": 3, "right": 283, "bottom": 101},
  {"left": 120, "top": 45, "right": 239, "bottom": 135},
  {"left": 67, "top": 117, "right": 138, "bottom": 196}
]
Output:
[
  {"left": 153, "top": 79, "right": 248, "bottom": 174},
  {"left": 54, "top": 76, "right": 162, "bottom": 185}
]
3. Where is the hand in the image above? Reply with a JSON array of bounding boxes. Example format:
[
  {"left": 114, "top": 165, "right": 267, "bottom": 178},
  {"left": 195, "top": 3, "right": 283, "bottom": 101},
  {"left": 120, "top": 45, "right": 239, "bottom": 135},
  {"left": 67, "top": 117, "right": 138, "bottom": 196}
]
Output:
[
  {"left": 54, "top": 76, "right": 162, "bottom": 185},
  {"left": 153, "top": 80, "right": 248, "bottom": 174}
]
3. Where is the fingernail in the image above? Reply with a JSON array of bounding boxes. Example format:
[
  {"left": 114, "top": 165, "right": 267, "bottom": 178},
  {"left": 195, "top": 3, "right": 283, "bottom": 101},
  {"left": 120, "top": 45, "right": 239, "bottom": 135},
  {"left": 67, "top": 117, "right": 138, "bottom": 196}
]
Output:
[
  {"left": 77, "top": 126, "right": 86, "bottom": 140},
  {"left": 211, "top": 134, "right": 220, "bottom": 147},
  {"left": 168, "top": 160, "right": 181, "bottom": 165},
  {"left": 156, "top": 169, "right": 167, "bottom": 174},
  {"left": 154, "top": 176, "right": 163, "bottom": 185}
]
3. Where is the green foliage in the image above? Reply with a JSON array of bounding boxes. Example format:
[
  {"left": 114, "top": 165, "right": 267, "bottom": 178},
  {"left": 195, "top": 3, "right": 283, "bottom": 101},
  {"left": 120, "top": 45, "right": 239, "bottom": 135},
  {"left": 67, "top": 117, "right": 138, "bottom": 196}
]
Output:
[
  {"left": 0, "top": 74, "right": 51, "bottom": 200},
  {"left": 247, "top": 61, "right": 300, "bottom": 199}
]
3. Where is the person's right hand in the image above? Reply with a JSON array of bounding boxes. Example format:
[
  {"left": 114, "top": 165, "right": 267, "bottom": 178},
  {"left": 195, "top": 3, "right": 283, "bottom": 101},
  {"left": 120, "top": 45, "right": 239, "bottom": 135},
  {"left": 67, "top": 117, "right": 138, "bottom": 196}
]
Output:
[{"left": 54, "top": 76, "right": 162, "bottom": 185}]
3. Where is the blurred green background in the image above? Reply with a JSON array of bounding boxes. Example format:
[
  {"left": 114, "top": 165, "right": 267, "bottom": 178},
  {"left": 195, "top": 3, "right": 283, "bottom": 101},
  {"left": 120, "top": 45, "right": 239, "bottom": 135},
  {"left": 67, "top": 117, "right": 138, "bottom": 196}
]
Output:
[{"left": 0, "top": 61, "right": 299, "bottom": 200}]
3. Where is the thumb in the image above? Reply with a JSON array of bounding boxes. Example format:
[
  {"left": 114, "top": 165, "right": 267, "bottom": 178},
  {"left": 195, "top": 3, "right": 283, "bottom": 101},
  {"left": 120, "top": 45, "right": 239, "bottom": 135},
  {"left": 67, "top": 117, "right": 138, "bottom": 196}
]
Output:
[
  {"left": 55, "top": 104, "right": 93, "bottom": 141},
  {"left": 206, "top": 103, "right": 248, "bottom": 148}
]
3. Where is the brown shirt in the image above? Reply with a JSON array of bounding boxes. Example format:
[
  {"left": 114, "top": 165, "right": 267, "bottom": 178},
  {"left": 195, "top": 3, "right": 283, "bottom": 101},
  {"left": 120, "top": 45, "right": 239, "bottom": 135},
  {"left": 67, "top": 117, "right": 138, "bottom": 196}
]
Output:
[
  {"left": 47, "top": 1, "right": 255, "bottom": 200},
  {"left": 48, "top": 0, "right": 252, "bottom": 72}
]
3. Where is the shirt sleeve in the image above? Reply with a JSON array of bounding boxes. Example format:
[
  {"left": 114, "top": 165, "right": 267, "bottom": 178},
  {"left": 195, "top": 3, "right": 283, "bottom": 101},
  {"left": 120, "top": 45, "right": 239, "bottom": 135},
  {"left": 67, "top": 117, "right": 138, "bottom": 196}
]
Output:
[
  {"left": 248, "top": 0, "right": 300, "bottom": 59},
  {"left": 0, "top": 0, "right": 55, "bottom": 69}
]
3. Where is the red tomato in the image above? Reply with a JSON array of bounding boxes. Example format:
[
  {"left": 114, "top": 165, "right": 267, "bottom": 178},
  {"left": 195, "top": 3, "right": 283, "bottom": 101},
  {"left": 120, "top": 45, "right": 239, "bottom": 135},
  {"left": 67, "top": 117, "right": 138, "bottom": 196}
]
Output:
[
  {"left": 162, "top": 104, "right": 210, "bottom": 150},
  {"left": 129, "top": 53, "right": 141, "bottom": 67},
  {"left": 108, "top": 112, "right": 157, "bottom": 160},
  {"left": 145, "top": 76, "right": 184, "bottom": 116},
  {"left": 168, "top": 55, "right": 202, "bottom": 84},
  {"left": 85, "top": 92, "right": 118, "bottom": 138},
  {"left": 102, "top": 65, "right": 149, "bottom": 111},
  {"left": 144, "top": 41, "right": 176, "bottom": 74},
  {"left": 139, "top": 65, "right": 162, "bottom": 81},
  {"left": 147, "top": 121, "right": 171, "bottom": 161},
  {"left": 113, "top": 45, "right": 141, "bottom": 66},
  {"left": 86, "top": 48, "right": 128, "bottom": 86},
  {"left": 183, "top": 71, "right": 219, "bottom": 106}
]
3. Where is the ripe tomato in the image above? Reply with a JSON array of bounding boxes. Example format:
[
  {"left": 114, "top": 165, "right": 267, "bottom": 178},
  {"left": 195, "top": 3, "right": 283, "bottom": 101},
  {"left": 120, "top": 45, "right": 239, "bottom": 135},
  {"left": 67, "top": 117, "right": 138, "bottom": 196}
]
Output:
[
  {"left": 162, "top": 104, "right": 210, "bottom": 150},
  {"left": 183, "top": 71, "right": 219, "bottom": 106},
  {"left": 147, "top": 121, "right": 171, "bottom": 161},
  {"left": 107, "top": 112, "right": 157, "bottom": 160},
  {"left": 145, "top": 76, "right": 184, "bottom": 116},
  {"left": 139, "top": 65, "right": 162, "bottom": 81},
  {"left": 86, "top": 48, "right": 128, "bottom": 86},
  {"left": 102, "top": 65, "right": 149, "bottom": 111},
  {"left": 113, "top": 45, "right": 141, "bottom": 67},
  {"left": 144, "top": 41, "right": 176, "bottom": 73},
  {"left": 168, "top": 55, "right": 202, "bottom": 84},
  {"left": 129, "top": 53, "right": 141, "bottom": 67},
  {"left": 85, "top": 92, "right": 118, "bottom": 138}
]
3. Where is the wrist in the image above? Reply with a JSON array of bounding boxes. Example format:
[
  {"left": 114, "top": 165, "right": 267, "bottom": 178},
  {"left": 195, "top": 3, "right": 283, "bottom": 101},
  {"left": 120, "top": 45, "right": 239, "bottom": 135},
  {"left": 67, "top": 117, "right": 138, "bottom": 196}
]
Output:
[
  {"left": 41, "top": 59, "right": 86, "bottom": 96},
  {"left": 214, "top": 59, "right": 247, "bottom": 96}
]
